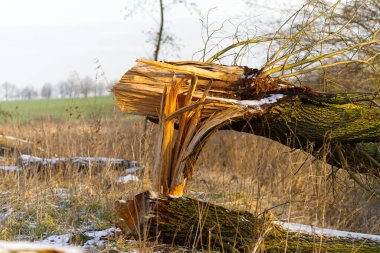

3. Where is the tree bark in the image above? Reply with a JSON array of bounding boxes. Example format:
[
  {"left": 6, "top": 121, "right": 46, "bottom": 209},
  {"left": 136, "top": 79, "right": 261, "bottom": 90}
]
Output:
[
  {"left": 226, "top": 93, "right": 380, "bottom": 175},
  {"left": 115, "top": 191, "right": 380, "bottom": 252}
]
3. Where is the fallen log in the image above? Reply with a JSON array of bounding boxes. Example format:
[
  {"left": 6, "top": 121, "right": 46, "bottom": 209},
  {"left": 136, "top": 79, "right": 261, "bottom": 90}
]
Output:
[
  {"left": 115, "top": 191, "right": 380, "bottom": 252},
  {"left": 0, "top": 154, "right": 141, "bottom": 175}
]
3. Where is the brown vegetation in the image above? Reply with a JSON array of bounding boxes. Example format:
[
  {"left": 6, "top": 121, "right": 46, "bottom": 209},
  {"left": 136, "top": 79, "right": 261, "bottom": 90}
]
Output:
[{"left": 1, "top": 118, "right": 379, "bottom": 242}]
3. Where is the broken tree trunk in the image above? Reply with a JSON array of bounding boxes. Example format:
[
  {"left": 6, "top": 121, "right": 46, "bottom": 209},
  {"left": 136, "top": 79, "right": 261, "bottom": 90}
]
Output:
[
  {"left": 115, "top": 191, "right": 380, "bottom": 252},
  {"left": 112, "top": 60, "right": 380, "bottom": 194}
]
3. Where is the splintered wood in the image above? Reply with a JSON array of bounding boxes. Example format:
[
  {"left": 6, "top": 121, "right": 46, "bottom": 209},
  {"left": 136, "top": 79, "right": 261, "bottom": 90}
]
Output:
[
  {"left": 153, "top": 75, "right": 247, "bottom": 195},
  {"left": 112, "top": 60, "right": 267, "bottom": 195},
  {"left": 112, "top": 59, "right": 263, "bottom": 119}
]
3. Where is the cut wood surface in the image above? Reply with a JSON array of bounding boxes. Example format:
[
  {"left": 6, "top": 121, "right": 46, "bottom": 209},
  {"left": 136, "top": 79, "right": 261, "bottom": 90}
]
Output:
[{"left": 115, "top": 191, "right": 380, "bottom": 253}]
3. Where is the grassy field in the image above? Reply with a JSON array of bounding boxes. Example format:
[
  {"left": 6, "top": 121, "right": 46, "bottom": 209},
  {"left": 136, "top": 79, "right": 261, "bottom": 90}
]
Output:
[{"left": 0, "top": 96, "right": 126, "bottom": 122}]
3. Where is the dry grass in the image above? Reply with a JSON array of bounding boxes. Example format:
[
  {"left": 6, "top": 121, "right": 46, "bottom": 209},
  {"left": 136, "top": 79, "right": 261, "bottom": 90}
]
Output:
[{"left": 1, "top": 116, "right": 380, "bottom": 251}]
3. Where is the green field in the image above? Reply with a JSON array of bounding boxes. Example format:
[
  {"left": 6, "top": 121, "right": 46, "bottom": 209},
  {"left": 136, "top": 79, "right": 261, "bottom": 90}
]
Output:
[{"left": 0, "top": 96, "right": 126, "bottom": 122}]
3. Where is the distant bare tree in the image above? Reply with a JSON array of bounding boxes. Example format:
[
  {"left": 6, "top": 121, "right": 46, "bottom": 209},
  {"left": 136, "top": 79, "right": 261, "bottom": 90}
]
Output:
[
  {"left": 58, "top": 81, "right": 70, "bottom": 98},
  {"left": 20, "top": 86, "right": 38, "bottom": 100},
  {"left": 124, "top": 0, "right": 199, "bottom": 60},
  {"left": 1, "top": 82, "right": 17, "bottom": 101},
  {"left": 95, "top": 81, "right": 106, "bottom": 96},
  {"left": 41, "top": 83, "right": 53, "bottom": 99},
  {"left": 67, "top": 71, "right": 81, "bottom": 98},
  {"left": 80, "top": 76, "right": 94, "bottom": 98},
  {"left": 57, "top": 72, "right": 81, "bottom": 99}
]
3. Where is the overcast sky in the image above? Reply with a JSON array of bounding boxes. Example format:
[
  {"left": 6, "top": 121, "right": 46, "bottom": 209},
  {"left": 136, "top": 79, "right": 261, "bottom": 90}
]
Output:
[{"left": 0, "top": 0, "right": 303, "bottom": 89}]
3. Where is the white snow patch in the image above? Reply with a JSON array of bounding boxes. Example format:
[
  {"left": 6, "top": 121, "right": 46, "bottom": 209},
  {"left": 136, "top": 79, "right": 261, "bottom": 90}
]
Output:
[
  {"left": 126, "top": 166, "right": 140, "bottom": 174},
  {"left": 40, "top": 234, "right": 71, "bottom": 246},
  {"left": 18, "top": 155, "right": 141, "bottom": 171},
  {"left": 19, "top": 154, "right": 66, "bottom": 166},
  {"left": 82, "top": 228, "right": 118, "bottom": 248},
  {"left": 13, "top": 235, "right": 32, "bottom": 240},
  {"left": 115, "top": 175, "right": 139, "bottom": 183},
  {"left": 128, "top": 161, "right": 140, "bottom": 167},
  {"left": 208, "top": 94, "right": 285, "bottom": 109},
  {"left": 240, "top": 94, "right": 285, "bottom": 107},
  {"left": 0, "top": 206, "right": 13, "bottom": 224},
  {"left": 35, "top": 227, "right": 121, "bottom": 250},
  {"left": 71, "top": 157, "right": 127, "bottom": 165},
  {"left": 0, "top": 240, "right": 82, "bottom": 253},
  {"left": 19, "top": 154, "right": 42, "bottom": 163},
  {"left": 55, "top": 188, "right": 71, "bottom": 198},
  {"left": 168, "top": 194, "right": 183, "bottom": 199},
  {"left": 275, "top": 221, "right": 380, "bottom": 241},
  {"left": 0, "top": 166, "right": 21, "bottom": 172}
]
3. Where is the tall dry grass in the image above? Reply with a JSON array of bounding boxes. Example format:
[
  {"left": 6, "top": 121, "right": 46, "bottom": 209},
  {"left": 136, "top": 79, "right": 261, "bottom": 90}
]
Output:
[{"left": 1, "top": 116, "right": 380, "bottom": 250}]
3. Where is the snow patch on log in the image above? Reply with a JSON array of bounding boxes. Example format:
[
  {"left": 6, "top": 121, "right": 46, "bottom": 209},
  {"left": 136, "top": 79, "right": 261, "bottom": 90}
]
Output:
[
  {"left": 18, "top": 154, "right": 65, "bottom": 166},
  {"left": 208, "top": 94, "right": 285, "bottom": 109},
  {"left": 126, "top": 166, "right": 140, "bottom": 174},
  {"left": 275, "top": 221, "right": 380, "bottom": 241},
  {"left": 17, "top": 154, "right": 141, "bottom": 171},
  {"left": 0, "top": 166, "right": 21, "bottom": 172}
]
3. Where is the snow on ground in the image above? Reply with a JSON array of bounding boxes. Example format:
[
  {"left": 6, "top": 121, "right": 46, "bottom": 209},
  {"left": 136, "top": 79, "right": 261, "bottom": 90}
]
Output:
[
  {"left": 0, "top": 206, "right": 13, "bottom": 224},
  {"left": 36, "top": 227, "right": 123, "bottom": 250},
  {"left": 275, "top": 221, "right": 380, "bottom": 241},
  {"left": 115, "top": 175, "right": 139, "bottom": 183}
]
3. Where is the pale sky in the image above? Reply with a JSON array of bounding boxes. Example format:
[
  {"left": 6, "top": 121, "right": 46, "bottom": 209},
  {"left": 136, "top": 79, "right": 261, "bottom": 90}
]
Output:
[{"left": 0, "top": 0, "right": 303, "bottom": 90}]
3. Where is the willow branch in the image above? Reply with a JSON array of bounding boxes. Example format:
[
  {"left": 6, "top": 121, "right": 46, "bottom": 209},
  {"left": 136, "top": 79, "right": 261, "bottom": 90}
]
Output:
[{"left": 206, "top": 36, "right": 289, "bottom": 63}]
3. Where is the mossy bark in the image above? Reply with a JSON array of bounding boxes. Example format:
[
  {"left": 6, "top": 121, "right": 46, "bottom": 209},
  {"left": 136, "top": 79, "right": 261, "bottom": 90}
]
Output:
[
  {"left": 115, "top": 191, "right": 380, "bottom": 252},
  {"left": 227, "top": 93, "right": 380, "bottom": 175}
]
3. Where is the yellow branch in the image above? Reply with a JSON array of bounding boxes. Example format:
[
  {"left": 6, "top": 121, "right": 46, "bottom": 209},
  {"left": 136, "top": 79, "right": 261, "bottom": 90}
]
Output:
[{"left": 205, "top": 36, "right": 290, "bottom": 63}]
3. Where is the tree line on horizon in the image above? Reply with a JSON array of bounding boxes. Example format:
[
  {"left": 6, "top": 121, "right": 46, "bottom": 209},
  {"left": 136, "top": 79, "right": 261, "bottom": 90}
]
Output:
[{"left": 0, "top": 72, "right": 113, "bottom": 101}]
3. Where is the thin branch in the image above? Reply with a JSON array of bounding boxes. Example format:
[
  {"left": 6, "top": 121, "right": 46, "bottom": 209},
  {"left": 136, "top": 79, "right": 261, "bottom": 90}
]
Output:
[{"left": 206, "top": 36, "right": 289, "bottom": 63}]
